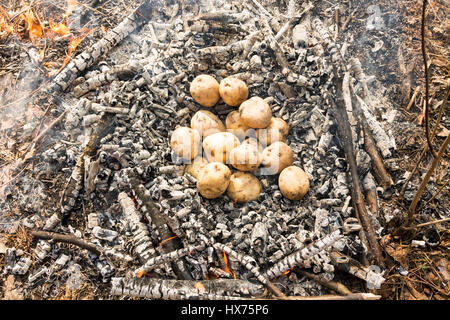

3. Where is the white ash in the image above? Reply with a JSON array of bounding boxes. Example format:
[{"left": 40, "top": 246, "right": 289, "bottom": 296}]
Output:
[
  {"left": 92, "top": 226, "right": 119, "bottom": 243},
  {"left": 12, "top": 257, "right": 32, "bottom": 275}
]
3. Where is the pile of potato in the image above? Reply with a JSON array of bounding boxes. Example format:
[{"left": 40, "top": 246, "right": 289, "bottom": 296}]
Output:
[{"left": 170, "top": 74, "right": 310, "bottom": 203}]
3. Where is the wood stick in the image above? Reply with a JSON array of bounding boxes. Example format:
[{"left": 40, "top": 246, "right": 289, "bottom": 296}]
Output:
[
  {"left": 312, "top": 17, "right": 385, "bottom": 267},
  {"left": 111, "top": 277, "right": 265, "bottom": 300},
  {"left": 256, "top": 293, "right": 381, "bottom": 300},
  {"left": 60, "top": 112, "right": 115, "bottom": 220},
  {"left": 118, "top": 192, "right": 158, "bottom": 262},
  {"left": 32, "top": 109, "right": 68, "bottom": 144},
  {"left": 264, "top": 230, "right": 343, "bottom": 279},
  {"left": 366, "top": 188, "right": 379, "bottom": 216}
]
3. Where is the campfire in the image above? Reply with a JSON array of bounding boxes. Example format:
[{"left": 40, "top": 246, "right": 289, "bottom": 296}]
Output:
[{"left": 0, "top": 0, "right": 448, "bottom": 301}]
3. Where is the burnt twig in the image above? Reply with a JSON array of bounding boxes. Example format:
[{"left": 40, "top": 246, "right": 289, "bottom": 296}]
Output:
[
  {"left": 330, "top": 251, "right": 385, "bottom": 289},
  {"left": 313, "top": 17, "right": 386, "bottom": 267},
  {"left": 118, "top": 192, "right": 158, "bottom": 262},
  {"left": 281, "top": 293, "right": 381, "bottom": 300}
]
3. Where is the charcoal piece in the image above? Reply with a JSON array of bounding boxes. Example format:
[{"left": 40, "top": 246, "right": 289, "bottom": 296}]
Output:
[{"left": 3, "top": 248, "right": 16, "bottom": 274}]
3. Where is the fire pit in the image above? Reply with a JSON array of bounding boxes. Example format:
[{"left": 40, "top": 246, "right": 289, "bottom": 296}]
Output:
[{"left": 0, "top": 0, "right": 448, "bottom": 301}]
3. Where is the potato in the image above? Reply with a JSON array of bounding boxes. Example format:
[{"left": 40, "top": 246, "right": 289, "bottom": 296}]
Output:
[
  {"left": 202, "top": 132, "right": 240, "bottom": 164},
  {"left": 278, "top": 166, "right": 310, "bottom": 200},
  {"left": 239, "top": 96, "right": 272, "bottom": 129},
  {"left": 261, "top": 141, "right": 293, "bottom": 175},
  {"left": 225, "top": 110, "right": 251, "bottom": 140},
  {"left": 190, "top": 74, "right": 220, "bottom": 107},
  {"left": 170, "top": 126, "right": 201, "bottom": 160},
  {"left": 226, "top": 171, "right": 261, "bottom": 203},
  {"left": 219, "top": 77, "right": 249, "bottom": 107},
  {"left": 184, "top": 157, "right": 208, "bottom": 179},
  {"left": 229, "top": 143, "right": 261, "bottom": 171},
  {"left": 256, "top": 117, "right": 289, "bottom": 146},
  {"left": 197, "top": 162, "right": 231, "bottom": 199},
  {"left": 191, "top": 110, "right": 225, "bottom": 137}
]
